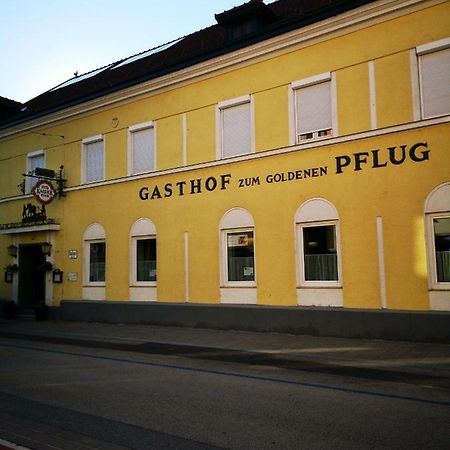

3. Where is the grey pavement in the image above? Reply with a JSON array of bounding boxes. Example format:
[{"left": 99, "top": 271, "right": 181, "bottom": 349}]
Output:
[{"left": 1, "top": 318, "right": 450, "bottom": 384}]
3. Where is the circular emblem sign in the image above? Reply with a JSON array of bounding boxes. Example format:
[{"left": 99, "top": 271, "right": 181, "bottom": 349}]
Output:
[{"left": 32, "top": 180, "right": 56, "bottom": 204}]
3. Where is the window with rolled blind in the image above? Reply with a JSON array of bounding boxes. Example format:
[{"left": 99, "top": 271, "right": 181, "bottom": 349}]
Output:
[
  {"left": 419, "top": 46, "right": 450, "bottom": 119},
  {"left": 294, "top": 80, "right": 332, "bottom": 142},
  {"left": 26, "top": 151, "right": 45, "bottom": 193},
  {"left": 218, "top": 96, "right": 253, "bottom": 158},
  {"left": 83, "top": 136, "right": 104, "bottom": 183},
  {"left": 129, "top": 124, "right": 155, "bottom": 174}
]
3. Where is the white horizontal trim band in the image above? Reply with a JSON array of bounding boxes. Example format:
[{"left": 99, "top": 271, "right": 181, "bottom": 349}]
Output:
[
  {"left": 42, "top": 117, "right": 450, "bottom": 195},
  {"left": 0, "top": 116, "right": 448, "bottom": 205},
  {"left": 0, "top": 116, "right": 447, "bottom": 205}
]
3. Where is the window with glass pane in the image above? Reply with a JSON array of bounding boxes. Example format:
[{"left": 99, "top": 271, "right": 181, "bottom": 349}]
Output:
[
  {"left": 85, "top": 140, "right": 104, "bottom": 182},
  {"left": 227, "top": 231, "right": 255, "bottom": 282},
  {"left": 420, "top": 48, "right": 450, "bottom": 119},
  {"left": 221, "top": 102, "right": 251, "bottom": 158},
  {"left": 89, "top": 242, "right": 105, "bottom": 282},
  {"left": 132, "top": 127, "right": 155, "bottom": 174},
  {"left": 433, "top": 217, "right": 450, "bottom": 282},
  {"left": 27, "top": 153, "right": 44, "bottom": 192},
  {"left": 136, "top": 238, "right": 157, "bottom": 282},
  {"left": 295, "top": 81, "right": 332, "bottom": 142},
  {"left": 302, "top": 225, "right": 338, "bottom": 281}
]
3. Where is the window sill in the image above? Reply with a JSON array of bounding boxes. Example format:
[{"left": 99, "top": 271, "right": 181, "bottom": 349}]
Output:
[
  {"left": 221, "top": 283, "right": 256, "bottom": 288},
  {"left": 297, "top": 284, "right": 342, "bottom": 289}
]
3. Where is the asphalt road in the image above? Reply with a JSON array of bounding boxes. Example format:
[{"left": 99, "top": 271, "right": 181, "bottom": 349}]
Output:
[{"left": 0, "top": 337, "right": 449, "bottom": 450}]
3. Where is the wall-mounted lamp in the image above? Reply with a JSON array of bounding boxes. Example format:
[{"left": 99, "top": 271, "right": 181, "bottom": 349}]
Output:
[
  {"left": 4, "top": 271, "right": 13, "bottom": 283},
  {"left": 41, "top": 242, "right": 52, "bottom": 256},
  {"left": 52, "top": 269, "right": 63, "bottom": 283},
  {"left": 7, "top": 245, "right": 18, "bottom": 258}
]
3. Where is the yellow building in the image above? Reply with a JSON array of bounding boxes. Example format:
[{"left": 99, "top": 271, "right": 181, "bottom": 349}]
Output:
[{"left": 1, "top": 0, "right": 449, "bottom": 340}]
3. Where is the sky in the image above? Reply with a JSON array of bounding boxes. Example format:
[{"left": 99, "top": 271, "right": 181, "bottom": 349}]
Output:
[{"left": 0, "top": 0, "right": 274, "bottom": 103}]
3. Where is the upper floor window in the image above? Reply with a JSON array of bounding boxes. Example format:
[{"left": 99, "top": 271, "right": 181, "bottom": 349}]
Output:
[
  {"left": 290, "top": 73, "right": 336, "bottom": 144},
  {"left": 26, "top": 150, "right": 45, "bottom": 193},
  {"left": 417, "top": 38, "right": 450, "bottom": 119},
  {"left": 128, "top": 122, "right": 156, "bottom": 175},
  {"left": 217, "top": 95, "right": 254, "bottom": 159},
  {"left": 82, "top": 135, "right": 104, "bottom": 183}
]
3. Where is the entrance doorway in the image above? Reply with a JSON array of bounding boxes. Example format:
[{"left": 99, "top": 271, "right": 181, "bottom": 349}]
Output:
[{"left": 18, "top": 244, "right": 46, "bottom": 310}]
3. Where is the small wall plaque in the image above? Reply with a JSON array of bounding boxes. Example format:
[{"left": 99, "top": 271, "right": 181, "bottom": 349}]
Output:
[
  {"left": 68, "top": 250, "right": 78, "bottom": 259},
  {"left": 67, "top": 272, "right": 78, "bottom": 281}
]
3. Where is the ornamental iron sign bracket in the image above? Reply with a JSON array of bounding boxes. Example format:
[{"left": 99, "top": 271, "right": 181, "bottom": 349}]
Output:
[{"left": 20, "top": 165, "right": 66, "bottom": 199}]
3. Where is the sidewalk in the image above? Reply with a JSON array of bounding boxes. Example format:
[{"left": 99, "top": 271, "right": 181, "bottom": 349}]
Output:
[{"left": 1, "top": 318, "right": 450, "bottom": 388}]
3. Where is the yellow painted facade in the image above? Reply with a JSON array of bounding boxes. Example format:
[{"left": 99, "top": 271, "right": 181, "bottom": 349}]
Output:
[{"left": 1, "top": 0, "right": 449, "bottom": 312}]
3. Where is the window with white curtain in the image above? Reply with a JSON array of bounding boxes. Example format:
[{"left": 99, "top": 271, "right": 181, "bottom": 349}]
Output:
[
  {"left": 295, "top": 198, "right": 341, "bottom": 288},
  {"left": 129, "top": 123, "right": 155, "bottom": 175},
  {"left": 217, "top": 96, "right": 253, "bottom": 158},
  {"left": 225, "top": 230, "right": 255, "bottom": 282},
  {"left": 130, "top": 218, "right": 157, "bottom": 286},
  {"left": 26, "top": 150, "right": 45, "bottom": 193},
  {"left": 301, "top": 223, "right": 338, "bottom": 282},
  {"left": 425, "top": 183, "right": 450, "bottom": 310},
  {"left": 292, "top": 73, "right": 334, "bottom": 143},
  {"left": 433, "top": 217, "right": 450, "bottom": 283},
  {"left": 136, "top": 238, "right": 157, "bottom": 282},
  {"left": 83, "top": 223, "right": 106, "bottom": 287},
  {"left": 417, "top": 39, "right": 450, "bottom": 119},
  {"left": 89, "top": 241, "right": 106, "bottom": 282},
  {"left": 219, "top": 207, "right": 256, "bottom": 287},
  {"left": 82, "top": 135, "right": 104, "bottom": 183}
]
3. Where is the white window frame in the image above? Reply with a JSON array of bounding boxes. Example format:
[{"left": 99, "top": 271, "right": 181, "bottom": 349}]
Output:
[
  {"left": 83, "top": 223, "right": 106, "bottom": 288},
  {"left": 128, "top": 121, "right": 156, "bottom": 175},
  {"left": 416, "top": 38, "right": 450, "bottom": 120},
  {"left": 84, "top": 239, "right": 106, "bottom": 287},
  {"left": 131, "top": 235, "right": 157, "bottom": 287},
  {"left": 216, "top": 95, "right": 255, "bottom": 159},
  {"left": 25, "top": 149, "right": 45, "bottom": 194},
  {"left": 297, "top": 220, "right": 342, "bottom": 288},
  {"left": 221, "top": 227, "right": 256, "bottom": 288},
  {"left": 425, "top": 182, "right": 450, "bottom": 296},
  {"left": 81, "top": 134, "right": 104, "bottom": 184},
  {"left": 289, "top": 72, "right": 338, "bottom": 145},
  {"left": 426, "top": 212, "right": 450, "bottom": 291}
]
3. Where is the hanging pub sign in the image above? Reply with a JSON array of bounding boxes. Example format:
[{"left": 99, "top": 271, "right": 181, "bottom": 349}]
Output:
[{"left": 32, "top": 180, "right": 56, "bottom": 205}]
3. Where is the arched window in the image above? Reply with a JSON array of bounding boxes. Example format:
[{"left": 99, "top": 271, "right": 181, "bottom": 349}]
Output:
[
  {"left": 129, "top": 218, "right": 157, "bottom": 302},
  {"left": 425, "top": 183, "right": 450, "bottom": 301},
  {"left": 295, "top": 199, "right": 342, "bottom": 307},
  {"left": 83, "top": 223, "right": 106, "bottom": 286},
  {"left": 220, "top": 208, "right": 256, "bottom": 286},
  {"left": 82, "top": 224, "right": 106, "bottom": 301},
  {"left": 130, "top": 218, "right": 157, "bottom": 285}
]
